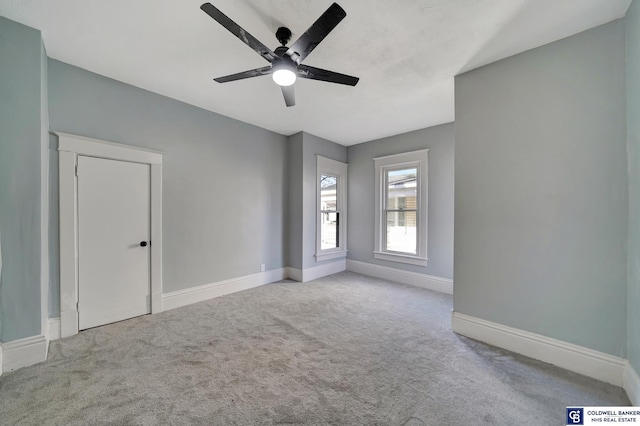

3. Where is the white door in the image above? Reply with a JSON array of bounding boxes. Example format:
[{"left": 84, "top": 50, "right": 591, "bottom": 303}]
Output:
[{"left": 77, "top": 155, "right": 151, "bottom": 330}]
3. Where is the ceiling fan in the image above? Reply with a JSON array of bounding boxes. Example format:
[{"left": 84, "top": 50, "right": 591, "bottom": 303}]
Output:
[{"left": 200, "top": 2, "right": 359, "bottom": 107}]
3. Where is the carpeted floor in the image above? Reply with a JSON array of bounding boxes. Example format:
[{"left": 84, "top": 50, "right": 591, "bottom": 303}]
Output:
[{"left": 0, "top": 272, "right": 630, "bottom": 425}]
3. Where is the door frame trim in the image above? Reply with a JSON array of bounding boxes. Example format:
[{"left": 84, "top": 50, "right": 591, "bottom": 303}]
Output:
[{"left": 55, "top": 132, "right": 164, "bottom": 338}]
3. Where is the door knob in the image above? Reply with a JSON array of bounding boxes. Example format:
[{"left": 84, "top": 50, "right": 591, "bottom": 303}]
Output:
[{"left": 140, "top": 241, "right": 148, "bottom": 247}]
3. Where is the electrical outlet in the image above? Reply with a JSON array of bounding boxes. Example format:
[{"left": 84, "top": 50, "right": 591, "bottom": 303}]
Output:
[{"left": 260, "top": 264, "right": 266, "bottom": 272}]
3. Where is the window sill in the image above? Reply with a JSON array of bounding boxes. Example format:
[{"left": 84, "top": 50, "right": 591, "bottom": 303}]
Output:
[
  {"left": 373, "top": 251, "right": 428, "bottom": 266},
  {"left": 315, "top": 250, "right": 347, "bottom": 262}
]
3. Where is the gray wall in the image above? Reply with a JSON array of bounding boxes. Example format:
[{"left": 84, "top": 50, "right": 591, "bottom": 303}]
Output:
[
  {"left": 626, "top": 0, "right": 640, "bottom": 372},
  {"left": 40, "top": 39, "right": 50, "bottom": 335},
  {"left": 287, "top": 132, "right": 347, "bottom": 271},
  {"left": 48, "top": 60, "right": 289, "bottom": 310},
  {"left": 287, "top": 133, "right": 303, "bottom": 270},
  {"left": 301, "top": 133, "right": 347, "bottom": 270},
  {"left": 454, "top": 21, "right": 627, "bottom": 356},
  {"left": 346, "top": 123, "right": 454, "bottom": 279},
  {"left": 0, "top": 17, "right": 44, "bottom": 341}
]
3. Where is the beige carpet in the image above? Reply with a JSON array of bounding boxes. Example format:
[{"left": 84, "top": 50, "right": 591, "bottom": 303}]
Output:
[{"left": 0, "top": 272, "right": 630, "bottom": 425}]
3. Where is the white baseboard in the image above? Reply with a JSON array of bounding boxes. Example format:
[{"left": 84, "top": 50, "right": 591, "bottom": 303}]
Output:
[
  {"left": 624, "top": 362, "right": 640, "bottom": 405},
  {"left": 163, "top": 268, "right": 287, "bottom": 311},
  {"left": 0, "top": 344, "right": 3, "bottom": 376},
  {"left": 452, "top": 311, "right": 626, "bottom": 386},
  {"left": 1, "top": 335, "right": 48, "bottom": 373},
  {"left": 346, "top": 259, "right": 453, "bottom": 295},
  {"left": 288, "top": 259, "right": 347, "bottom": 283},
  {"left": 48, "top": 317, "right": 61, "bottom": 342},
  {"left": 287, "top": 267, "right": 302, "bottom": 282}
]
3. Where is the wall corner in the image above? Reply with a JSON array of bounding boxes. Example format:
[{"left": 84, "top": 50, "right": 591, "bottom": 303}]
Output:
[{"left": 624, "top": 361, "right": 640, "bottom": 405}]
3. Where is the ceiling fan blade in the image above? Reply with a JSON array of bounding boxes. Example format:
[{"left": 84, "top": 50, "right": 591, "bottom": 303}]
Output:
[
  {"left": 297, "top": 64, "right": 359, "bottom": 86},
  {"left": 214, "top": 66, "right": 272, "bottom": 83},
  {"left": 201, "top": 3, "right": 278, "bottom": 63},
  {"left": 281, "top": 85, "right": 295, "bottom": 107},
  {"left": 286, "top": 3, "right": 346, "bottom": 64}
]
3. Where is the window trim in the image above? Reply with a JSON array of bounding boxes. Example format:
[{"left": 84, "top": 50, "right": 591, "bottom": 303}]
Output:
[
  {"left": 374, "top": 149, "right": 428, "bottom": 266},
  {"left": 316, "top": 156, "right": 348, "bottom": 262}
]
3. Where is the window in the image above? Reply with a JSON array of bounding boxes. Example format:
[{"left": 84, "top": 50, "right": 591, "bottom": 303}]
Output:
[
  {"left": 374, "top": 150, "right": 428, "bottom": 266},
  {"left": 320, "top": 174, "right": 339, "bottom": 250},
  {"left": 385, "top": 167, "right": 418, "bottom": 254},
  {"left": 316, "top": 156, "right": 347, "bottom": 261}
]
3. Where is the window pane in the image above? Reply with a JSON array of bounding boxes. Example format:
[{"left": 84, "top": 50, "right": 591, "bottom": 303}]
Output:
[
  {"left": 321, "top": 175, "right": 337, "bottom": 211},
  {"left": 321, "top": 211, "right": 339, "bottom": 250},
  {"left": 386, "top": 211, "right": 417, "bottom": 254},
  {"left": 321, "top": 174, "right": 339, "bottom": 250},
  {"left": 387, "top": 168, "right": 417, "bottom": 210}
]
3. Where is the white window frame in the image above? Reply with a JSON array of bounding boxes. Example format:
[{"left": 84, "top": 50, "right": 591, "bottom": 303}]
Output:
[
  {"left": 316, "top": 156, "right": 348, "bottom": 262},
  {"left": 374, "top": 149, "right": 428, "bottom": 266}
]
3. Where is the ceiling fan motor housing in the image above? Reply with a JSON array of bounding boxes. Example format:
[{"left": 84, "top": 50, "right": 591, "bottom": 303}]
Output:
[{"left": 272, "top": 56, "right": 297, "bottom": 70}]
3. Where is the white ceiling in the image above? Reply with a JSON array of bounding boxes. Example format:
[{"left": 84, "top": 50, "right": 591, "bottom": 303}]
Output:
[{"left": 0, "top": 0, "right": 631, "bottom": 145}]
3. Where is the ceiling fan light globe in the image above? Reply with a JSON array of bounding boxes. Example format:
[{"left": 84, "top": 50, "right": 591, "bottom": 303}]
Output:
[{"left": 273, "top": 69, "right": 296, "bottom": 86}]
